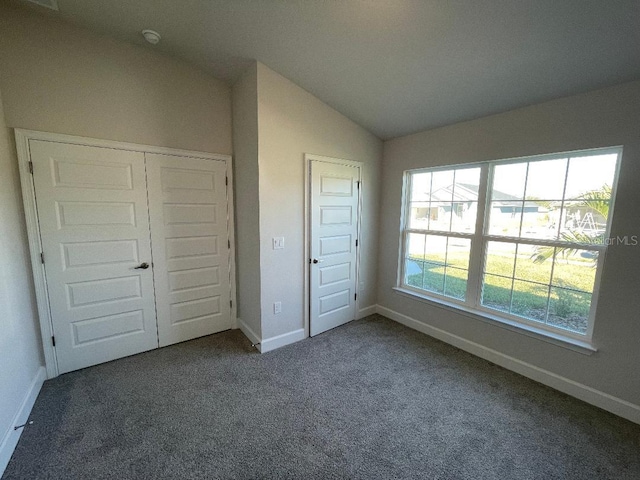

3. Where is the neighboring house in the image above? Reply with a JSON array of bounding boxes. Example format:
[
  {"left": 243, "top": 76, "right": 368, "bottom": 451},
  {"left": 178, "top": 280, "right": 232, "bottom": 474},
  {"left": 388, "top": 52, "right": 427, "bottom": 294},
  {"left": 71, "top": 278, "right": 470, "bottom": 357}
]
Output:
[
  {"left": 412, "top": 182, "right": 606, "bottom": 237},
  {"left": 411, "top": 182, "right": 543, "bottom": 233}
]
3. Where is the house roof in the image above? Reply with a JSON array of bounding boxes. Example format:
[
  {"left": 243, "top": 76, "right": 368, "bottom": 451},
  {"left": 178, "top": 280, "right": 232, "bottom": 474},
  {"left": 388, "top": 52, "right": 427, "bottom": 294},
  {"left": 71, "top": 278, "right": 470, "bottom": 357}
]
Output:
[{"left": 425, "top": 183, "right": 540, "bottom": 208}]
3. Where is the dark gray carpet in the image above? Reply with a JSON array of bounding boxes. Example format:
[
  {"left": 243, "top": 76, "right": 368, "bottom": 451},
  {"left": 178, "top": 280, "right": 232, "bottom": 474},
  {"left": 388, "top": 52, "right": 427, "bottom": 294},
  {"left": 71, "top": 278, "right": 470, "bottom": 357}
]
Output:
[{"left": 4, "top": 314, "right": 640, "bottom": 479}]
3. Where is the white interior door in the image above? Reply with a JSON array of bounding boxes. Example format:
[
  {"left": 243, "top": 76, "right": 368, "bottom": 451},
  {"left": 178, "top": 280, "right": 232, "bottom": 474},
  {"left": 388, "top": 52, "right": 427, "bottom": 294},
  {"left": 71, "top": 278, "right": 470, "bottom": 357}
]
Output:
[
  {"left": 310, "top": 159, "right": 360, "bottom": 336},
  {"left": 30, "top": 140, "right": 158, "bottom": 374},
  {"left": 146, "top": 153, "right": 232, "bottom": 347}
]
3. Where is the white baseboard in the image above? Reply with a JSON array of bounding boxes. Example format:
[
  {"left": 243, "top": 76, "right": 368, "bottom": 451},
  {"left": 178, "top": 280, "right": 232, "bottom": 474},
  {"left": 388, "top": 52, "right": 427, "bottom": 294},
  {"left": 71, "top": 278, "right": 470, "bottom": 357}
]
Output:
[
  {"left": 356, "top": 304, "right": 377, "bottom": 319},
  {"left": 0, "top": 366, "right": 46, "bottom": 477},
  {"left": 260, "top": 328, "right": 306, "bottom": 353},
  {"left": 376, "top": 305, "right": 640, "bottom": 425},
  {"left": 237, "top": 318, "right": 262, "bottom": 351}
]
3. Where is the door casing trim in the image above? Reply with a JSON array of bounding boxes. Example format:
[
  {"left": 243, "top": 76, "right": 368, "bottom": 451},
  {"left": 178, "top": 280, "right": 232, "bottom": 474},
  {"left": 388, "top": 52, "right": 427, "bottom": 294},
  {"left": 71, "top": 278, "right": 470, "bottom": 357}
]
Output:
[
  {"left": 15, "top": 129, "right": 236, "bottom": 378},
  {"left": 304, "top": 153, "right": 363, "bottom": 339}
]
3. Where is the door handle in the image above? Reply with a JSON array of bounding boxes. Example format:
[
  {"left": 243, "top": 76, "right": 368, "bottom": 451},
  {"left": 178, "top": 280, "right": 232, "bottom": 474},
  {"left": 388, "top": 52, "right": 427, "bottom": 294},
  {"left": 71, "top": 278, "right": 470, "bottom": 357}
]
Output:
[
  {"left": 312, "top": 259, "right": 324, "bottom": 264},
  {"left": 134, "top": 262, "right": 150, "bottom": 270}
]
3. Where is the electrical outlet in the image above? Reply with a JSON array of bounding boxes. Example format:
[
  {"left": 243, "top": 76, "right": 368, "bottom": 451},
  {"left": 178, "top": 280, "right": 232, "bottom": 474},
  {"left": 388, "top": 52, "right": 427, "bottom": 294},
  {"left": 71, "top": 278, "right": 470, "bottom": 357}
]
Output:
[
  {"left": 274, "top": 301, "right": 282, "bottom": 314},
  {"left": 272, "top": 237, "right": 284, "bottom": 249}
]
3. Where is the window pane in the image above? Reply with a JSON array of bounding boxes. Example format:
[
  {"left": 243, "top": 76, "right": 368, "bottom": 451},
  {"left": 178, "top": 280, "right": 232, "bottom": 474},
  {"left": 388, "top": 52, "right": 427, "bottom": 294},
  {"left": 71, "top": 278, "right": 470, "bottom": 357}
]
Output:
[
  {"left": 445, "top": 267, "right": 468, "bottom": 300},
  {"left": 481, "top": 274, "right": 512, "bottom": 312},
  {"left": 492, "top": 162, "right": 527, "bottom": 200},
  {"left": 452, "top": 167, "right": 481, "bottom": 214},
  {"left": 429, "top": 202, "right": 453, "bottom": 231},
  {"left": 406, "top": 233, "right": 426, "bottom": 260},
  {"left": 453, "top": 167, "right": 481, "bottom": 193},
  {"left": 551, "top": 250, "right": 598, "bottom": 293},
  {"left": 435, "top": 168, "right": 482, "bottom": 233},
  {"left": 404, "top": 258, "right": 424, "bottom": 289},
  {"left": 408, "top": 203, "right": 431, "bottom": 229},
  {"left": 410, "top": 168, "right": 480, "bottom": 234},
  {"left": 424, "top": 234, "right": 447, "bottom": 264},
  {"left": 524, "top": 158, "right": 568, "bottom": 200},
  {"left": 514, "top": 244, "right": 552, "bottom": 284},
  {"left": 565, "top": 154, "right": 616, "bottom": 200},
  {"left": 520, "top": 201, "right": 559, "bottom": 240},
  {"left": 484, "top": 241, "right": 516, "bottom": 277},
  {"left": 423, "top": 262, "right": 445, "bottom": 294},
  {"left": 410, "top": 172, "right": 432, "bottom": 202},
  {"left": 559, "top": 200, "right": 609, "bottom": 238},
  {"left": 447, "top": 237, "right": 471, "bottom": 269},
  {"left": 548, "top": 287, "right": 591, "bottom": 334},
  {"left": 487, "top": 201, "right": 523, "bottom": 237},
  {"left": 403, "top": 233, "right": 470, "bottom": 301},
  {"left": 511, "top": 280, "right": 549, "bottom": 323},
  {"left": 488, "top": 155, "right": 616, "bottom": 243},
  {"left": 431, "top": 170, "right": 454, "bottom": 199},
  {"left": 451, "top": 201, "right": 478, "bottom": 233},
  {"left": 558, "top": 200, "right": 582, "bottom": 237}
]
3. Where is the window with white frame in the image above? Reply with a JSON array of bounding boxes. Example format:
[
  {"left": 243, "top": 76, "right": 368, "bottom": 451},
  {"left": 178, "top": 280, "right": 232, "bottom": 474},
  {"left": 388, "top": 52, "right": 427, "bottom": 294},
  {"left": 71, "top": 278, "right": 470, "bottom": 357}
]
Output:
[{"left": 399, "top": 147, "right": 621, "bottom": 339}]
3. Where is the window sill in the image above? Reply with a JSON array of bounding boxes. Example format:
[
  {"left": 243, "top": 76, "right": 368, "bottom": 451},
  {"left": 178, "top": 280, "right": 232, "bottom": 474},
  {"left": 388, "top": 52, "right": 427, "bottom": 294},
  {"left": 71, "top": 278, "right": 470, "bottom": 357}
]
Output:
[{"left": 392, "top": 287, "right": 597, "bottom": 355}]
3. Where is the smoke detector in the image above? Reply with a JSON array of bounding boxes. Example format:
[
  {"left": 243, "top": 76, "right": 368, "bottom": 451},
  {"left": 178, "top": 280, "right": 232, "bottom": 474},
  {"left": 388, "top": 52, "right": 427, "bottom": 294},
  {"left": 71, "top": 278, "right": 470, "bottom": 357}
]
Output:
[
  {"left": 142, "top": 30, "right": 161, "bottom": 45},
  {"left": 24, "top": 0, "right": 59, "bottom": 10}
]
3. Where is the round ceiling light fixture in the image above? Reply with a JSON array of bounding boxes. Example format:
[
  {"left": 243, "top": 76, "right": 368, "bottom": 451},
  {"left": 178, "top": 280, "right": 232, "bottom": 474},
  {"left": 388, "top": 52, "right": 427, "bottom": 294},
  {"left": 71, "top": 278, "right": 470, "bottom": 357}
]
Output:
[{"left": 142, "top": 29, "right": 161, "bottom": 45}]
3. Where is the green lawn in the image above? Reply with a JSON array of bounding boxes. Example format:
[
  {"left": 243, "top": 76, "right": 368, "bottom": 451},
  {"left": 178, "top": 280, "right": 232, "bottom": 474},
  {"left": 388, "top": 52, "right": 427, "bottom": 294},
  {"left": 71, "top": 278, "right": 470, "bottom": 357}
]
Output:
[{"left": 406, "top": 250, "right": 593, "bottom": 333}]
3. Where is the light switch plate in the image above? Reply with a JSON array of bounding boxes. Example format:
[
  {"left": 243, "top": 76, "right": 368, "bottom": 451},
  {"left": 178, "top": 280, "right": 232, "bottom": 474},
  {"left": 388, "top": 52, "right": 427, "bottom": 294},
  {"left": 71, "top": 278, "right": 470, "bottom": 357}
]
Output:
[
  {"left": 272, "top": 237, "right": 284, "bottom": 249},
  {"left": 274, "top": 301, "right": 282, "bottom": 314}
]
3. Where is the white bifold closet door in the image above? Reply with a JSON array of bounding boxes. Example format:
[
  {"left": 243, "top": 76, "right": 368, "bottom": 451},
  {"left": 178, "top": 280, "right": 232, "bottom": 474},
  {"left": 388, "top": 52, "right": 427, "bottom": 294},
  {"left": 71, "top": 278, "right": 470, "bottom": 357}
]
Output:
[
  {"left": 30, "top": 140, "right": 232, "bottom": 374},
  {"left": 146, "top": 153, "right": 232, "bottom": 347},
  {"left": 30, "top": 140, "right": 159, "bottom": 374}
]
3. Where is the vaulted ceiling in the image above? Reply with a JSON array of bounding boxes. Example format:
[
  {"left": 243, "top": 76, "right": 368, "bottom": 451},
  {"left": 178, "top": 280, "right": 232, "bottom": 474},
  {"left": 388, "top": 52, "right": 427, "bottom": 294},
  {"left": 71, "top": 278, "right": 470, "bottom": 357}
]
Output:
[{"left": 17, "top": 0, "right": 640, "bottom": 139}]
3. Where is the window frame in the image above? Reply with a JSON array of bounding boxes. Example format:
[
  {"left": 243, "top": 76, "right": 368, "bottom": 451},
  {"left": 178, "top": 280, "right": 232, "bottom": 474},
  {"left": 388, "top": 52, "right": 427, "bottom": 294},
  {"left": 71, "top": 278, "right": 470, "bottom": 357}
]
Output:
[{"left": 397, "top": 146, "right": 623, "bottom": 345}]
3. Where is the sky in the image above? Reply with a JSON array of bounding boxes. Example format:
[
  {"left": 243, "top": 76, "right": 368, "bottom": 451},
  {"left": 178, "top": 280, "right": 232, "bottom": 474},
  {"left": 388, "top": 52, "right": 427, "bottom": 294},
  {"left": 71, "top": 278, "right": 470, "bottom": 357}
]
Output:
[
  {"left": 493, "top": 154, "right": 618, "bottom": 200},
  {"left": 412, "top": 153, "right": 618, "bottom": 202}
]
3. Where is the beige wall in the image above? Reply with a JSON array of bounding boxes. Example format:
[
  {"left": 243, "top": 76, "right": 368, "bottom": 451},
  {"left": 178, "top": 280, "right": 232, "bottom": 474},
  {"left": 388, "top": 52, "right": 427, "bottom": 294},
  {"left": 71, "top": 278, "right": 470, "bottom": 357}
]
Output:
[
  {"left": 256, "top": 63, "right": 382, "bottom": 339},
  {"left": 378, "top": 81, "right": 640, "bottom": 405},
  {"left": 0, "top": 85, "right": 43, "bottom": 467},
  {"left": 232, "top": 64, "right": 262, "bottom": 338},
  {"left": 0, "top": 3, "right": 231, "bottom": 154}
]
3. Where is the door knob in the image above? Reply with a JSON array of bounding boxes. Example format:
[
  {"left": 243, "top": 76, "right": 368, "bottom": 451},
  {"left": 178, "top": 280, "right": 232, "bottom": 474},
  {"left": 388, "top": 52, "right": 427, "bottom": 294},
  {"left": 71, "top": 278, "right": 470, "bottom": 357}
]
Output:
[
  {"left": 312, "top": 259, "right": 323, "bottom": 264},
  {"left": 135, "top": 262, "right": 150, "bottom": 269}
]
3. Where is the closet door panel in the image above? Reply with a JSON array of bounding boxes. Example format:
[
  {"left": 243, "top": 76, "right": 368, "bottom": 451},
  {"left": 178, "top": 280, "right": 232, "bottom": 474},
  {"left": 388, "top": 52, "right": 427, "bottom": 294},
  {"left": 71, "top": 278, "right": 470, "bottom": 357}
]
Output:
[
  {"left": 146, "top": 154, "right": 232, "bottom": 347},
  {"left": 29, "top": 140, "right": 159, "bottom": 374}
]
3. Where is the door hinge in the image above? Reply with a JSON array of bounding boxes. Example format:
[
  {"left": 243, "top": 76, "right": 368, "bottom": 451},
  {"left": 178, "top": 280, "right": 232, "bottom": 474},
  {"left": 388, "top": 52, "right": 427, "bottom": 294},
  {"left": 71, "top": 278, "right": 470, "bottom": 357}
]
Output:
[
  {"left": 229, "top": 300, "right": 233, "bottom": 308},
  {"left": 40, "top": 252, "right": 45, "bottom": 264},
  {"left": 354, "top": 293, "right": 357, "bottom": 301},
  {"left": 28, "top": 161, "right": 34, "bottom": 174},
  {"left": 228, "top": 239, "right": 231, "bottom": 249},
  {"left": 355, "top": 239, "right": 358, "bottom": 247},
  {"left": 51, "top": 336, "right": 55, "bottom": 347},
  {"left": 225, "top": 176, "right": 228, "bottom": 186},
  {"left": 356, "top": 180, "right": 360, "bottom": 189}
]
